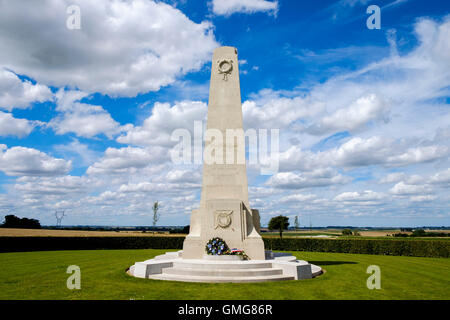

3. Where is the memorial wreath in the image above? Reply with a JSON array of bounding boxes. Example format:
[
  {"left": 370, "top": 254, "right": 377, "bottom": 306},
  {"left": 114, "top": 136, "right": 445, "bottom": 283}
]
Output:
[{"left": 205, "top": 237, "right": 249, "bottom": 259}]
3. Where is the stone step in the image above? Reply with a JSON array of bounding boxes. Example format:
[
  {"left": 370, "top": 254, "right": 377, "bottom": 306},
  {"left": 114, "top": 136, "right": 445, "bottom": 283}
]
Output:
[
  {"left": 311, "top": 265, "right": 322, "bottom": 277},
  {"left": 148, "top": 273, "right": 295, "bottom": 283},
  {"left": 153, "top": 251, "right": 182, "bottom": 260},
  {"left": 162, "top": 267, "right": 283, "bottom": 277},
  {"left": 173, "top": 260, "right": 272, "bottom": 270}
]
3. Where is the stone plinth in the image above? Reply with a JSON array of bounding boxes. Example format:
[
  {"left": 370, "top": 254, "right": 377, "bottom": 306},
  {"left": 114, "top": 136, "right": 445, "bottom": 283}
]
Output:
[{"left": 129, "top": 250, "right": 322, "bottom": 283}]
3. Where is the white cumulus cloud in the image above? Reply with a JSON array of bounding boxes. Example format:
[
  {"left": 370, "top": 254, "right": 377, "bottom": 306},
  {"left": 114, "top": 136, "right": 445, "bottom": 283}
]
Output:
[
  {"left": 0, "top": 68, "right": 52, "bottom": 110},
  {"left": 49, "top": 90, "right": 124, "bottom": 138},
  {"left": 267, "top": 168, "right": 350, "bottom": 189},
  {"left": 117, "top": 100, "right": 207, "bottom": 146},
  {"left": 211, "top": 0, "right": 278, "bottom": 16},
  {"left": 0, "top": 0, "right": 217, "bottom": 97},
  {"left": 0, "top": 111, "right": 40, "bottom": 137},
  {"left": 390, "top": 181, "right": 432, "bottom": 195},
  {"left": 334, "top": 190, "right": 385, "bottom": 202},
  {"left": 87, "top": 146, "right": 167, "bottom": 175},
  {"left": 0, "top": 145, "right": 71, "bottom": 176}
]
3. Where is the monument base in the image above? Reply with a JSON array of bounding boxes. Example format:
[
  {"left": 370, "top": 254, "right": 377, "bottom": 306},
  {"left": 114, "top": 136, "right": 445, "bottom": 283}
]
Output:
[
  {"left": 128, "top": 251, "right": 322, "bottom": 283},
  {"left": 182, "top": 200, "right": 266, "bottom": 260},
  {"left": 182, "top": 236, "right": 265, "bottom": 260}
]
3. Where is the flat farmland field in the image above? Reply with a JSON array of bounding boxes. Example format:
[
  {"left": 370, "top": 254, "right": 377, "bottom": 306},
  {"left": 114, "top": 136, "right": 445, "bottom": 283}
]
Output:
[
  {"left": 262, "top": 229, "right": 394, "bottom": 238},
  {"left": 262, "top": 229, "right": 450, "bottom": 238},
  {"left": 2, "top": 228, "right": 449, "bottom": 239},
  {"left": 0, "top": 228, "right": 185, "bottom": 237}
]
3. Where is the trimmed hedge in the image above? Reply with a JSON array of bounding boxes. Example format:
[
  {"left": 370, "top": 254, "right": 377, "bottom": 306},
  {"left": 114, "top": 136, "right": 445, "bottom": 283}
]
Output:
[
  {"left": 0, "top": 236, "right": 185, "bottom": 253},
  {"left": 263, "top": 238, "right": 450, "bottom": 258},
  {"left": 0, "top": 236, "right": 449, "bottom": 258}
]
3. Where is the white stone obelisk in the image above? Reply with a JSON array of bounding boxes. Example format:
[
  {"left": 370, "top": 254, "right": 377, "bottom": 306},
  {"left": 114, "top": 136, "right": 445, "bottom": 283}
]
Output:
[{"left": 182, "top": 46, "right": 265, "bottom": 260}]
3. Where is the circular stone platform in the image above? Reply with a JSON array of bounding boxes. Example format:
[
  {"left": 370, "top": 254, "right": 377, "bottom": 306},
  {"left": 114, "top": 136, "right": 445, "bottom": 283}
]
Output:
[{"left": 128, "top": 251, "right": 322, "bottom": 283}]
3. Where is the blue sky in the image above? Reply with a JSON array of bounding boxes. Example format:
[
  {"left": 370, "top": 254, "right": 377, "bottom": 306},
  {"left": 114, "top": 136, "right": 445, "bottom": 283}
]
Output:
[{"left": 0, "top": 0, "right": 449, "bottom": 227}]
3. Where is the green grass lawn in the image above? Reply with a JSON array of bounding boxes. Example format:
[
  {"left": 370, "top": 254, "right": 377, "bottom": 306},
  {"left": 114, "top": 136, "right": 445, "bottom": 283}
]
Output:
[{"left": 0, "top": 249, "right": 448, "bottom": 300}]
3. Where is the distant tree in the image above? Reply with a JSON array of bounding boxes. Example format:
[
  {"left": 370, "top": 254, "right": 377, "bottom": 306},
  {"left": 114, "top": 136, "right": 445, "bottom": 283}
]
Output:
[
  {"left": 392, "top": 232, "right": 408, "bottom": 237},
  {"left": 268, "top": 215, "right": 290, "bottom": 239},
  {"left": 1, "top": 215, "right": 41, "bottom": 229},
  {"left": 169, "top": 225, "right": 190, "bottom": 234},
  {"left": 342, "top": 229, "right": 353, "bottom": 236},
  {"left": 353, "top": 229, "right": 361, "bottom": 236},
  {"left": 412, "top": 229, "right": 426, "bottom": 237},
  {"left": 152, "top": 201, "right": 160, "bottom": 227},
  {"left": 294, "top": 216, "right": 299, "bottom": 230}
]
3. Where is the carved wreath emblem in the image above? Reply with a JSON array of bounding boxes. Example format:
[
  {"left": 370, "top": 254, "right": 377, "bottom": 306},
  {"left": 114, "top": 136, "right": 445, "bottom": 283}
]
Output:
[
  {"left": 214, "top": 210, "right": 233, "bottom": 229},
  {"left": 217, "top": 59, "right": 233, "bottom": 81}
]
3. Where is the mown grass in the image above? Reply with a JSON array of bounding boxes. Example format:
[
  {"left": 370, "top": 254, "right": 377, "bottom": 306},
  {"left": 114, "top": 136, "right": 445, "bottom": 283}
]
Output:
[{"left": 0, "top": 249, "right": 448, "bottom": 300}]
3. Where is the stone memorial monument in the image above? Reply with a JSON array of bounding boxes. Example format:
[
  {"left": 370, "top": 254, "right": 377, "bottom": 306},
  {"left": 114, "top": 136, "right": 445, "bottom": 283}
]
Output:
[
  {"left": 182, "top": 46, "right": 265, "bottom": 260},
  {"left": 128, "top": 47, "right": 321, "bottom": 282}
]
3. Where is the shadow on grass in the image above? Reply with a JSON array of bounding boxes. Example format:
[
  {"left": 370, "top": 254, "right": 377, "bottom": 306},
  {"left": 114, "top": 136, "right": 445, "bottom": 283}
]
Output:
[{"left": 308, "top": 261, "right": 358, "bottom": 266}]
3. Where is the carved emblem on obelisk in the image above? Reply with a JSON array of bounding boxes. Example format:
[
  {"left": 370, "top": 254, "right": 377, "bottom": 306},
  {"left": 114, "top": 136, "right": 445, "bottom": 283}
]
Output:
[
  {"left": 214, "top": 210, "right": 233, "bottom": 229},
  {"left": 217, "top": 59, "right": 233, "bottom": 80}
]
